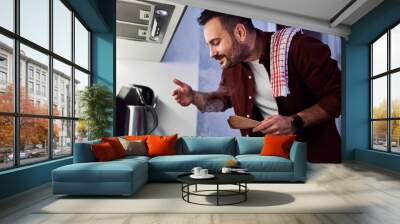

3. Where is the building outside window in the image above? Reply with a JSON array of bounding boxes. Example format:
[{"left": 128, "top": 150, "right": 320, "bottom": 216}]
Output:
[
  {"left": 0, "top": 54, "right": 7, "bottom": 90},
  {"left": 370, "top": 23, "right": 400, "bottom": 154},
  {"left": 41, "top": 73, "right": 46, "bottom": 83},
  {"left": 35, "top": 83, "right": 40, "bottom": 95},
  {"left": 28, "top": 81, "right": 34, "bottom": 94},
  {"left": 0, "top": 71, "right": 6, "bottom": 83},
  {"left": 35, "top": 70, "right": 40, "bottom": 81},
  {"left": 0, "top": 71, "right": 7, "bottom": 89},
  {"left": 28, "top": 66, "right": 34, "bottom": 79},
  {"left": 0, "top": 54, "right": 7, "bottom": 67},
  {"left": 41, "top": 85, "right": 46, "bottom": 97}
]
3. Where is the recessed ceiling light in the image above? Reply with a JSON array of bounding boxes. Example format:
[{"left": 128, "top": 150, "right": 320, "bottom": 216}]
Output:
[{"left": 155, "top": 9, "right": 168, "bottom": 16}]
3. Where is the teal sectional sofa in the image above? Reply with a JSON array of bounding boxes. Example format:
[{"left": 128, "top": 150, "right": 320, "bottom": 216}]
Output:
[{"left": 52, "top": 137, "right": 307, "bottom": 196}]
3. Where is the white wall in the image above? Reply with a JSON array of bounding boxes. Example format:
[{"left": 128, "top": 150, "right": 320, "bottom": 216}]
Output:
[
  {"left": 116, "top": 60, "right": 198, "bottom": 136},
  {"left": 117, "top": 8, "right": 202, "bottom": 136}
]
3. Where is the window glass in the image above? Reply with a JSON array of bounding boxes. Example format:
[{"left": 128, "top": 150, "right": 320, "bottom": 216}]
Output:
[
  {"left": 75, "top": 120, "right": 88, "bottom": 143},
  {"left": 20, "top": 44, "right": 49, "bottom": 115},
  {"left": 53, "top": 59, "right": 72, "bottom": 116},
  {"left": 20, "top": 117, "right": 49, "bottom": 165},
  {"left": 391, "top": 24, "right": 400, "bottom": 70},
  {"left": 74, "top": 69, "right": 89, "bottom": 118},
  {"left": 20, "top": 0, "right": 49, "bottom": 49},
  {"left": 0, "top": 35, "right": 14, "bottom": 113},
  {"left": 372, "top": 121, "right": 388, "bottom": 151},
  {"left": 391, "top": 72, "right": 400, "bottom": 118},
  {"left": 372, "top": 34, "right": 387, "bottom": 76},
  {"left": 0, "top": 0, "right": 14, "bottom": 31},
  {"left": 1, "top": 0, "right": 92, "bottom": 168},
  {"left": 74, "top": 18, "right": 89, "bottom": 70},
  {"left": 391, "top": 120, "right": 400, "bottom": 153},
  {"left": 53, "top": 0, "right": 72, "bottom": 60},
  {"left": 0, "top": 116, "right": 13, "bottom": 170},
  {"left": 53, "top": 119, "right": 72, "bottom": 158},
  {"left": 372, "top": 77, "right": 387, "bottom": 119}
]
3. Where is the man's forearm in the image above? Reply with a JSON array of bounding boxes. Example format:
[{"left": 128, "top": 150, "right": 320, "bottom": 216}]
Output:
[
  {"left": 192, "top": 91, "right": 227, "bottom": 112},
  {"left": 297, "top": 104, "right": 331, "bottom": 128}
]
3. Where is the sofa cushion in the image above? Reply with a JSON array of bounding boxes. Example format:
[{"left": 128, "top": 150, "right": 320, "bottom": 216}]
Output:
[
  {"left": 123, "top": 135, "right": 148, "bottom": 141},
  {"left": 118, "top": 137, "right": 147, "bottom": 156},
  {"left": 52, "top": 159, "right": 147, "bottom": 183},
  {"left": 74, "top": 140, "right": 100, "bottom": 163},
  {"left": 260, "top": 135, "right": 296, "bottom": 159},
  {"left": 91, "top": 142, "right": 118, "bottom": 161},
  {"left": 236, "top": 137, "right": 264, "bottom": 155},
  {"left": 236, "top": 155, "right": 293, "bottom": 172},
  {"left": 115, "top": 155, "right": 150, "bottom": 163},
  {"left": 147, "top": 134, "right": 178, "bottom": 157},
  {"left": 177, "top": 137, "right": 236, "bottom": 155},
  {"left": 148, "top": 154, "right": 235, "bottom": 172},
  {"left": 101, "top": 137, "right": 127, "bottom": 158}
]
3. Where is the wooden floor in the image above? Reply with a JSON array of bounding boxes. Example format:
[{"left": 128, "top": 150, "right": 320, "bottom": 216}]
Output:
[{"left": 1, "top": 162, "right": 400, "bottom": 224}]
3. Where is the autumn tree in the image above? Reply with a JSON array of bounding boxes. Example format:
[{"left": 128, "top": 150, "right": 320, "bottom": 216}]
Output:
[
  {"left": 372, "top": 99, "right": 400, "bottom": 143},
  {"left": 0, "top": 84, "right": 60, "bottom": 152}
]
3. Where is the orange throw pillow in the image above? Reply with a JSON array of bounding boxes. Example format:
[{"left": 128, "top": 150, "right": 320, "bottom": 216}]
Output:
[
  {"left": 259, "top": 135, "right": 296, "bottom": 159},
  {"left": 124, "top": 135, "right": 148, "bottom": 141},
  {"left": 146, "top": 134, "right": 178, "bottom": 157},
  {"left": 101, "top": 137, "right": 126, "bottom": 158},
  {"left": 91, "top": 142, "right": 118, "bottom": 161}
]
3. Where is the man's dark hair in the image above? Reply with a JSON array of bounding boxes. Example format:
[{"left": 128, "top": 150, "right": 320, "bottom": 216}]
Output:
[{"left": 197, "top": 10, "right": 255, "bottom": 34}]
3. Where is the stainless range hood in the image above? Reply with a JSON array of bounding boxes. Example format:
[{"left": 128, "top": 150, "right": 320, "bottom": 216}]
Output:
[{"left": 117, "top": 0, "right": 175, "bottom": 43}]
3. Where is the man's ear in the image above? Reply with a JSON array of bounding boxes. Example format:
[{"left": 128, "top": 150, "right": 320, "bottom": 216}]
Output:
[{"left": 233, "top": 23, "right": 247, "bottom": 42}]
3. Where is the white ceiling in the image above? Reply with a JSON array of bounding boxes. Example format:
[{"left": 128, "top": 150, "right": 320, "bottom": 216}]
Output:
[
  {"left": 165, "top": 0, "right": 384, "bottom": 37},
  {"left": 226, "top": 0, "right": 352, "bottom": 22},
  {"left": 117, "top": 0, "right": 383, "bottom": 62}
]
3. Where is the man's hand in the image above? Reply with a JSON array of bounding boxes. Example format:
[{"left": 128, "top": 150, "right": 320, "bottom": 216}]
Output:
[
  {"left": 172, "top": 78, "right": 194, "bottom": 106},
  {"left": 252, "top": 115, "right": 295, "bottom": 135}
]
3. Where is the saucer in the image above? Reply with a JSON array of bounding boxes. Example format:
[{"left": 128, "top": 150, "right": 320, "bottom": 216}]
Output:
[{"left": 190, "top": 174, "right": 215, "bottom": 179}]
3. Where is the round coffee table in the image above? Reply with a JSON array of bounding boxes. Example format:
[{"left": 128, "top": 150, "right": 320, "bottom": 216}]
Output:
[{"left": 177, "top": 173, "right": 255, "bottom": 206}]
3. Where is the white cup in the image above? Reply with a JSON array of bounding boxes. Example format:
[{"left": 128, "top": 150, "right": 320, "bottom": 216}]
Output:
[
  {"left": 221, "top": 167, "right": 232, "bottom": 174},
  {"left": 191, "top": 167, "right": 202, "bottom": 176},
  {"left": 200, "top": 169, "right": 208, "bottom": 176}
]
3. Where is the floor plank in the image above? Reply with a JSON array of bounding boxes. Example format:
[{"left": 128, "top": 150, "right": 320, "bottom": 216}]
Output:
[{"left": 1, "top": 161, "right": 400, "bottom": 224}]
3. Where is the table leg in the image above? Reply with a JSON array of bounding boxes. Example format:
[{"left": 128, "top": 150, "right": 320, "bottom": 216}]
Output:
[
  {"left": 245, "top": 183, "right": 247, "bottom": 201},
  {"left": 217, "top": 184, "right": 219, "bottom": 206},
  {"left": 187, "top": 184, "right": 190, "bottom": 202}
]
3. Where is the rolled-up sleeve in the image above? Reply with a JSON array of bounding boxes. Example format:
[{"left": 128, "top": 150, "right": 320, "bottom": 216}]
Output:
[
  {"left": 193, "top": 73, "right": 232, "bottom": 112},
  {"left": 290, "top": 34, "right": 341, "bottom": 117}
]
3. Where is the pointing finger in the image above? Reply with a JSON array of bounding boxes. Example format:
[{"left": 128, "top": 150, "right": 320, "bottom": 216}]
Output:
[{"left": 173, "top": 78, "right": 186, "bottom": 88}]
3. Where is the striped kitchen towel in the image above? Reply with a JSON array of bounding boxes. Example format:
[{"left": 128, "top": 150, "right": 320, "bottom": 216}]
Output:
[{"left": 270, "top": 27, "right": 302, "bottom": 97}]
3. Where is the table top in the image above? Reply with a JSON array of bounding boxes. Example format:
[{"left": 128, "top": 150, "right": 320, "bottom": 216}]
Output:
[{"left": 177, "top": 172, "right": 255, "bottom": 185}]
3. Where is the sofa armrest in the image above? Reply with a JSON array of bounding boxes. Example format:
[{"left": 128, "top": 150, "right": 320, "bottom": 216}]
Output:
[
  {"left": 73, "top": 140, "right": 100, "bottom": 163},
  {"left": 289, "top": 141, "right": 307, "bottom": 181}
]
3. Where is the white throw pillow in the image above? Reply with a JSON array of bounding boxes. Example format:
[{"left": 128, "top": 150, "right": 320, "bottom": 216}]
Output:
[{"left": 118, "top": 137, "right": 147, "bottom": 156}]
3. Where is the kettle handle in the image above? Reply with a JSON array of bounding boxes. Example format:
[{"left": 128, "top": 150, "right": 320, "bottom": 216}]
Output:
[{"left": 144, "top": 105, "right": 158, "bottom": 134}]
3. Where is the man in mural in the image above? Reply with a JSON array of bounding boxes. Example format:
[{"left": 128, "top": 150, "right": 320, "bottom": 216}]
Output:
[{"left": 172, "top": 10, "right": 341, "bottom": 163}]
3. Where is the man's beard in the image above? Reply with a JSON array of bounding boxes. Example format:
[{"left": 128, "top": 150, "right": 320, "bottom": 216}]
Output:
[{"left": 216, "top": 39, "right": 251, "bottom": 69}]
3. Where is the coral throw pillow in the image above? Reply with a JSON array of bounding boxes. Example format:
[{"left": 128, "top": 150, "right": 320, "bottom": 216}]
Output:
[
  {"left": 91, "top": 142, "right": 118, "bottom": 161},
  {"left": 259, "top": 135, "right": 296, "bottom": 159},
  {"left": 146, "top": 134, "right": 178, "bottom": 157},
  {"left": 101, "top": 137, "right": 127, "bottom": 158},
  {"left": 124, "top": 135, "right": 148, "bottom": 141}
]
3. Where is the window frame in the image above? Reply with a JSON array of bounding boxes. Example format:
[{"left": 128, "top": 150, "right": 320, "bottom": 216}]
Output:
[
  {"left": 0, "top": 0, "right": 92, "bottom": 171},
  {"left": 370, "top": 20, "right": 400, "bottom": 154}
]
